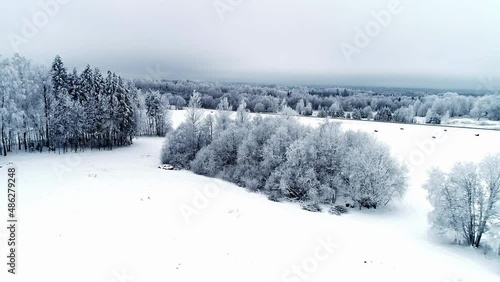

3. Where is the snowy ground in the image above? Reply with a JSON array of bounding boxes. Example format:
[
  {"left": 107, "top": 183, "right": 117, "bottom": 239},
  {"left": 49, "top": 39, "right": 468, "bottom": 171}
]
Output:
[
  {"left": 444, "top": 117, "right": 500, "bottom": 130},
  {"left": 1, "top": 111, "right": 500, "bottom": 282}
]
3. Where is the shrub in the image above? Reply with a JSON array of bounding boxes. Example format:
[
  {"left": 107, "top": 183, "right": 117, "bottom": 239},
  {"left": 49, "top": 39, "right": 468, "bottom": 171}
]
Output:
[
  {"left": 329, "top": 205, "right": 349, "bottom": 215},
  {"left": 301, "top": 202, "right": 322, "bottom": 213}
]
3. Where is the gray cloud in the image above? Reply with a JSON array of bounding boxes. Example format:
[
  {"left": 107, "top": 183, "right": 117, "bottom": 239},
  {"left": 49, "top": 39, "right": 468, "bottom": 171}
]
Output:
[{"left": 1, "top": 0, "right": 499, "bottom": 89}]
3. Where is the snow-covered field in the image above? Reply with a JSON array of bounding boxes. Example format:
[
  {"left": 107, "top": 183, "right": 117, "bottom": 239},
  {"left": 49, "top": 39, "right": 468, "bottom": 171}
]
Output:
[
  {"left": 1, "top": 111, "right": 500, "bottom": 282},
  {"left": 444, "top": 117, "right": 500, "bottom": 130}
]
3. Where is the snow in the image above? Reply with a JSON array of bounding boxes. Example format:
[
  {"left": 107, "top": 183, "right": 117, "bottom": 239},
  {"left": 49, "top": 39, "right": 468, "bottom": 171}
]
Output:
[
  {"left": 444, "top": 117, "right": 500, "bottom": 130},
  {"left": 1, "top": 111, "right": 500, "bottom": 282}
]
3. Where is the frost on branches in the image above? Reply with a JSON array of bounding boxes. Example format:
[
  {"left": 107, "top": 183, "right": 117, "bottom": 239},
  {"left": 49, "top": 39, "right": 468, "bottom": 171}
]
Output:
[
  {"left": 161, "top": 103, "right": 408, "bottom": 209},
  {"left": 425, "top": 155, "right": 500, "bottom": 247}
]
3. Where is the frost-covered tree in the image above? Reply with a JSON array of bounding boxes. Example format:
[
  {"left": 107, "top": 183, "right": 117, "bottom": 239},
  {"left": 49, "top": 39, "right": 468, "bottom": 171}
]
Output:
[
  {"left": 216, "top": 97, "right": 233, "bottom": 132},
  {"left": 425, "top": 109, "right": 442, "bottom": 124},
  {"left": 0, "top": 55, "right": 135, "bottom": 154},
  {"left": 471, "top": 95, "right": 500, "bottom": 121},
  {"left": 161, "top": 122, "right": 198, "bottom": 168},
  {"left": 341, "top": 131, "right": 407, "bottom": 208},
  {"left": 191, "top": 123, "right": 245, "bottom": 180},
  {"left": 50, "top": 55, "right": 68, "bottom": 99},
  {"left": 295, "top": 99, "right": 305, "bottom": 115},
  {"left": 317, "top": 106, "right": 328, "bottom": 118},
  {"left": 186, "top": 90, "right": 203, "bottom": 127},
  {"left": 425, "top": 155, "right": 500, "bottom": 247},
  {"left": 254, "top": 102, "right": 265, "bottom": 113},
  {"left": 361, "top": 106, "right": 373, "bottom": 119},
  {"left": 374, "top": 107, "right": 393, "bottom": 122},
  {"left": 393, "top": 106, "right": 415, "bottom": 123},
  {"left": 351, "top": 109, "right": 362, "bottom": 120},
  {"left": 162, "top": 91, "right": 205, "bottom": 167},
  {"left": 311, "top": 122, "right": 345, "bottom": 203},
  {"left": 303, "top": 101, "right": 313, "bottom": 116},
  {"left": 236, "top": 100, "right": 250, "bottom": 124},
  {"left": 145, "top": 91, "right": 171, "bottom": 136},
  {"left": 328, "top": 102, "right": 344, "bottom": 118},
  {"left": 279, "top": 104, "right": 298, "bottom": 120},
  {"left": 235, "top": 116, "right": 281, "bottom": 190},
  {"left": 267, "top": 138, "right": 321, "bottom": 201},
  {"left": 165, "top": 111, "right": 407, "bottom": 209}
]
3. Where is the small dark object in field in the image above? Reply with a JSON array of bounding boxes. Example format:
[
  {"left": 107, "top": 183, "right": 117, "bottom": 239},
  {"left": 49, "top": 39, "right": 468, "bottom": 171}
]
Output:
[
  {"left": 329, "top": 205, "right": 349, "bottom": 216},
  {"left": 364, "top": 261, "right": 367, "bottom": 264},
  {"left": 432, "top": 136, "right": 436, "bottom": 139},
  {"left": 148, "top": 196, "right": 151, "bottom": 200},
  {"left": 374, "top": 130, "right": 378, "bottom": 133},
  {"left": 141, "top": 198, "right": 143, "bottom": 201},
  {"left": 345, "top": 203, "right": 351, "bottom": 208},
  {"left": 301, "top": 202, "right": 322, "bottom": 213},
  {"left": 400, "top": 128, "right": 404, "bottom": 130},
  {"left": 475, "top": 134, "right": 480, "bottom": 137},
  {"left": 444, "top": 129, "right": 447, "bottom": 132}
]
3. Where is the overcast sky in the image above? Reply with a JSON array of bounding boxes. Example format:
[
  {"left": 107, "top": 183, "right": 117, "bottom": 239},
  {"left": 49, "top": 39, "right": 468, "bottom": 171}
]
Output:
[{"left": 1, "top": 0, "right": 499, "bottom": 89}]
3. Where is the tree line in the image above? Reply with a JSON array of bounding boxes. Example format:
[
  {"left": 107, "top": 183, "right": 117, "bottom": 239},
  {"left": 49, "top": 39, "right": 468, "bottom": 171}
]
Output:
[
  {"left": 134, "top": 79, "right": 500, "bottom": 125},
  {"left": 0, "top": 54, "right": 136, "bottom": 155}
]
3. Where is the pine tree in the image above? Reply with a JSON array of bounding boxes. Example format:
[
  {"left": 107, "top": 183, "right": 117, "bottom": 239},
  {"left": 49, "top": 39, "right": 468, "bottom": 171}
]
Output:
[
  {"left": 115, "top": 77, "right": 134, "bottom": 145},
  {"left": 80, "top": 65, "right": 95, "bottom": 147},
  {"left": 103, "top": 71, "right": 118, "bottom": 148},
  {"left": 92, "top": 68, "right": 105, "bottom": 148},
  {"left": 51, "top": 55, "right": 68, "bottom": 100}
]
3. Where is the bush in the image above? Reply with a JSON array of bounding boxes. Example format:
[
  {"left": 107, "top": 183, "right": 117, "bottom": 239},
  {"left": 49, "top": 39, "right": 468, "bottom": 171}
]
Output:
[
  {"left": 301, "top": 202, "right": 322, "bottom": 213},
  {"left": 328, "top": 205, "right": 349, "bottom": 215},
  {"left": 360, "top": 197, "right": 378, "bottom": 209},
  {"left": 268, "top": 192, "right": 283, "bottom": 202}
]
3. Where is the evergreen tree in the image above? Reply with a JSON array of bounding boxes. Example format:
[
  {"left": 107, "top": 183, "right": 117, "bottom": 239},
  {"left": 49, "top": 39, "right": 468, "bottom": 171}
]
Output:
[
  {"left": 375, "top": 107, "right": 393, "bottom": 122},
  {"left": 51, "top": 55, "right": 68, "bottom": 99}
]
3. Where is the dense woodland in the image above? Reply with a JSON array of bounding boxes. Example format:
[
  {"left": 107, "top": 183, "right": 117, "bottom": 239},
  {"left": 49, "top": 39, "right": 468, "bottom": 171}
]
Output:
[
  {"left": 134, "top": 78, "right": 500, "bottom": 124},
  {"left": 161, "top": 91, "right": 408, "bottom": 210},
  {"left": 0, "top": 54, "right": 136, "bottom": 155}
]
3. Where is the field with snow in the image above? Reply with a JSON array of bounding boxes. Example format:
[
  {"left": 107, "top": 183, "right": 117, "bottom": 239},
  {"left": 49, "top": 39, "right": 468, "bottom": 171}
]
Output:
[{"left": 1, "top": 111, "right": 500, "bottom": 282}]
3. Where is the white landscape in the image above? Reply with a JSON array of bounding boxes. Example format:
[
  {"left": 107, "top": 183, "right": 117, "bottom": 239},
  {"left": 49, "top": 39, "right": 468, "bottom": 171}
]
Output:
[
  {"left": 0, "top": 111, "right": 499, "bottom": 282},
  {"left": 1, "top": 1, "right": 500, "bottom": 281}
]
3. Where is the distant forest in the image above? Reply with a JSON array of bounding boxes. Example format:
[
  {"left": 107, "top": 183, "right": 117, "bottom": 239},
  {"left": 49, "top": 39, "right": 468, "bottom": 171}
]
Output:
[
  {"left": 134, "top": 78, "right": 500, "bottom": 124},
  {"left": 1, "top": 54, "right": 499, "bottom": 156}
]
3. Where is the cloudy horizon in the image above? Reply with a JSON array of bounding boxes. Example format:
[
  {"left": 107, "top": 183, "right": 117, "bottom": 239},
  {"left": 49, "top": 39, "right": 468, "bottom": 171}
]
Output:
[{"left": 1, "top": 0, "right": 499, "bottom": 90}]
